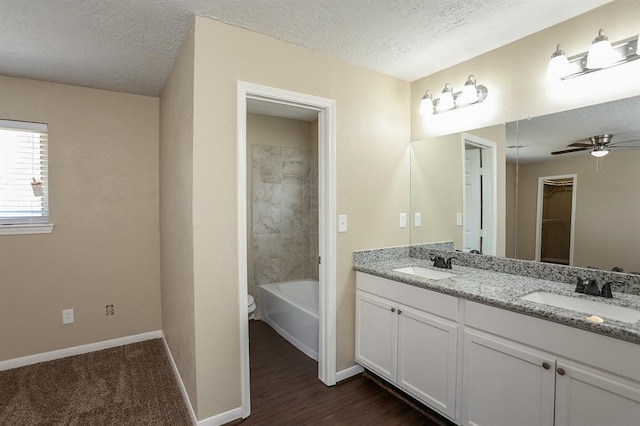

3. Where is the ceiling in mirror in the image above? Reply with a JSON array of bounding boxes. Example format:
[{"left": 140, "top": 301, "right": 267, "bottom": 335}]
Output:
[{"left": 506, "top": 96, "right": 640, "bottom": 163}]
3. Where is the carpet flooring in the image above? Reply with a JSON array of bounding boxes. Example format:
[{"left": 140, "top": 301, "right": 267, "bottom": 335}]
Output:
[
  {"left": 1, "top": 324, "right": 453, "bottom": 425},
  {"left": 0, "top": 339, "right": 191, "bottom": 425}
]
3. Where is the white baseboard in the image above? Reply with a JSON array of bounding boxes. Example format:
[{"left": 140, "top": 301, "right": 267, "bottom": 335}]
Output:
[
  {"left": 336, "top": 364, "right": 364, "bottom": 382},
  {"left": 0, "top": 330, "right": 162, "bottom": 371},
  {"left": 160, "top": 333, "right": 198, "bottom": 425},
  {"left": 196, "top": 407, "right": 243, "bottom": 426},
  {"left": 161, "top": 333, "right": 243, "bottom": 426}
]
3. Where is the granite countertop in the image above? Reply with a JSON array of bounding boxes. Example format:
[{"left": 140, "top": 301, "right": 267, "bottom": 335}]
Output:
[{"left": 354, "top": 257, "right": 640, "bottom": 344}]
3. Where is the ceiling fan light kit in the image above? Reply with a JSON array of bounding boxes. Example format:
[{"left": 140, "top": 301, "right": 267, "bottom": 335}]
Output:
[
  {"left": 590, "top": 146, "right": 609, "bottom": 157},
  {"left": 419, "top": 75, "right": 488, "bottom": 115},
  {"left": 548, "top": 28, "right": 640, "bottom": 79}
]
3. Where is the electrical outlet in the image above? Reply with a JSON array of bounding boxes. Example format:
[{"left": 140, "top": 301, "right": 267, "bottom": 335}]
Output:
[
  {"left": 62, "top": 309, "right": 74, "bottom": 324},
  {"left": 106, "top": 305, "right": 115, "bottom": 316}
]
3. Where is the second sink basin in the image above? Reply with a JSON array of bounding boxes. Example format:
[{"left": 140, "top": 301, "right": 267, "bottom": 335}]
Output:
[
  {"left": 521, "top": 291, "right": 640, "bottom": 324},
  {"left": 393, "top": 266, "right": 456, "bottom": 280}
]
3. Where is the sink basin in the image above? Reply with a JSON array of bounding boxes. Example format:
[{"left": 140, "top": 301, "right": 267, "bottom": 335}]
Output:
[
  {"left": 393, "top": 266, "right": 455, "bottom": 280},
  {"left": 521, "top": 292, "right": 640, "bottom": 324}
]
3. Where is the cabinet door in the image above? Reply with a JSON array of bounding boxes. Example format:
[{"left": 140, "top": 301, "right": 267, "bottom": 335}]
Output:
[
  {"left": 462, "top": 329, "right": 555, "bottom": 426},
  {"left": 355, "top": 291, "right": 398, "bottom": 381},
  {"left": 397, "top": 305, "right": 458, "bottom": 420},
  {"left": 555, "top": 361, "right": 640, "bottom": 426}
]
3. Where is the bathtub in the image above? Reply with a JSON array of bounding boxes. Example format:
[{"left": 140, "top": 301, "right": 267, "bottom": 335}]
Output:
[{"left": 259, "top": 279, "right": 319, "bottom": 361}]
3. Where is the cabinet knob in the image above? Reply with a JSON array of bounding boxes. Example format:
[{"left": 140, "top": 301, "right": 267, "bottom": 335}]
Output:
[
  {"left": 557, "top": 367, "right": 565, "bottom": 376},
  {"left": 542, "top": 362, "right": 550, "bottom": 370},
  {"left": 397, "top": 309, "right": 402, "bottom": 315},
  {"left": 391, "top": 307, "right": 396, "bottom": 313}
]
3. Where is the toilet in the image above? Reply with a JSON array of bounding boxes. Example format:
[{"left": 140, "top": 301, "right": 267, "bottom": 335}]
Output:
[{"left": 247, "top": 294, "right": 256, "bottom": 320}]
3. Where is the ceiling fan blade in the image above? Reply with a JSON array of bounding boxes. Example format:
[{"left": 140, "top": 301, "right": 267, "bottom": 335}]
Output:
[
  {"left": 551, "top": 147, "right": 588, "bottom": 155},
  {"left": 609, "top": 139, "right": 640, "bottom": 146},
  {"left": 568, "top": 142, "right": 594, "bottom": 147},
  {"left": 610, "top": 145, "right": 640, "bottom": 149}
]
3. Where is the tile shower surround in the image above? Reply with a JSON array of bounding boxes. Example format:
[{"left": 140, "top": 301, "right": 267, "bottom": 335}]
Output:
[{"left": 251, "top": 145, "right": 318, "bottom": 294}]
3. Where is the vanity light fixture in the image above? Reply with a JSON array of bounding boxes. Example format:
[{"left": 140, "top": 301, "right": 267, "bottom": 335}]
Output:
[
  {"left": 437, "top": 83, "right": 455, "bottom": 112},
  {"left": 586, "top": 29, "right": 618, "bottom": 69},
  {"left": 549, "top": 28, "right": 639, "bottom": 79},
  {"left": 419, "top": 75, "right": 488, "bottom": 115},
  {"left": 456, "top": 75, "right": 480, "bottom": 106},
  {"left": 548, "top": 44, "right": 571, "bottom": 79},
  {"left": 419, "top": 90, "right": 434, "bottom": 115}
]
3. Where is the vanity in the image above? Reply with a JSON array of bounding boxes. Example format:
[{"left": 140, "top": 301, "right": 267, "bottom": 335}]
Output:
[{"left": 353, "top": 252, "right": 640, "bottom": 426}]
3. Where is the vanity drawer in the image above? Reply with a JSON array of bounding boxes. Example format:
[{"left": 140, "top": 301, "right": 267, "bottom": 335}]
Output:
[
  {"left": 356, "top": 271, "right": 458, "bottom": 321},
  {"left": 464, "top": 300, "right": 640, "bottom": 382}
]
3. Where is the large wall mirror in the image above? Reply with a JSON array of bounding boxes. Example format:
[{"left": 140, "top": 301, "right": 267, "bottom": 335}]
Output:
[{"left": 410, "top": 95, "right": 640, "bottom": 274}]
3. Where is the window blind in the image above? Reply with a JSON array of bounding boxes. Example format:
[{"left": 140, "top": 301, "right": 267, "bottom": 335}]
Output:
[{"left": 0, "top": 119, "right": 49, "bottom": 225}]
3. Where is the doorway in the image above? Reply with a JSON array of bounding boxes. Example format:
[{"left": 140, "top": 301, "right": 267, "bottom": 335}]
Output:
[
  {"left": 535, "top": 175, "right": 577, "bottom": 265},
  {"left": 236, "top": 82, "right": 337, "bottom": 418},
  {"left": 462, "top": 133, "right": 497, "bottom": 255}
]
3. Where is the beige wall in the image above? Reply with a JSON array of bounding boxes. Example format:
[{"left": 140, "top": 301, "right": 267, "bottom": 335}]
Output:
[
  {"left": 411, "top": 133, "right": 463, "bottom": 247},
  {"left": 189, "top": 17, "right": 410, "bottom": 418},
  {"left": 411, "top": 0, "right": 640, "bottom": 140},
  {"left": 516, "top": 151, "right": 640, "bottom": 271},
  {"left": 0, "top": 76, "right": 160, "bottom": 361},
  {"left": 159, "top": 25, "right": 197, "bottom": 410}
]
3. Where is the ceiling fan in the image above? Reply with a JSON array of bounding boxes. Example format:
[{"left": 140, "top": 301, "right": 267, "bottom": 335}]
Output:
[{"left": 551, "top": 134, "right": 640, "bottom": 157}]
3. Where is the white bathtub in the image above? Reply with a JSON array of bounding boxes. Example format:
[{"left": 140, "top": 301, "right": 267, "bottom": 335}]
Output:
[{"left": 259, "top": 279, "right": 319, "bottom": 361}]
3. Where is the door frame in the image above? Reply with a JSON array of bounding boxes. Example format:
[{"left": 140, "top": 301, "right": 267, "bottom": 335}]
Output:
[
  {"left": 535, "top": 174, "right": 577, "bottom": 265},
  {"left": 236, "top": 81, "right": 337, "bottom": 418},
  {"left": 461, "top": 133, "right": 497, "bottom": 255}
]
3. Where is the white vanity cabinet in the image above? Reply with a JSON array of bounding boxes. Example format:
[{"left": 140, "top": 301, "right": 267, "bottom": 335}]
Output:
[
  {"left": 462, "top": 329, "right": 556, "bottom": 426},
  {"left": 463, "top": 300, "right": 640, "bottom": 426},
  {"left": 355, "top": 291, "right": 398, "bottom": 381},
  {"left": 554, "top": 361, "right": 640, "bottom": 426},
  {"left": 355, "top": 271, "right": 640, "bottom": 426},
  {"left": 355, "top": 272, "right": 459, "bottom": 420}
]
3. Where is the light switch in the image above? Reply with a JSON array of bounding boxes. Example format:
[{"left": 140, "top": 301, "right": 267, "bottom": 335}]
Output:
[
  {"left": 338, "top": 214, "right": 348, "bottom": 233},
  {"left": 414, "top": 212, "right": 421, "bottom": 227},
  {"left": 399, "top": 213, "right": 407, "bottom": 228},
  {"left": 456, "top": 212, "right": 462, "bottom": 226}
]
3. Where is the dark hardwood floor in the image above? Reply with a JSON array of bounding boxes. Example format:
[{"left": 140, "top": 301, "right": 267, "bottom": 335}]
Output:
[{"left": 232, "top": 320, "right": 452, "bottom": 425}]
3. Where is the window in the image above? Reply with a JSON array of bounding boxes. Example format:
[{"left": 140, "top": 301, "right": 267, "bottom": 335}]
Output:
[{"left": 0, "top": 119, "right": 53, "bottom": 234}]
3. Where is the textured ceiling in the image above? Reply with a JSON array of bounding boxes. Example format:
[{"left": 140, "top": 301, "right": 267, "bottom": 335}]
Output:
[
  {"left": 0, "top": 0, "right": 612, "bottom": 96},
  {"left": 506, "top": 96, "right": 640, "bottom": 163}
]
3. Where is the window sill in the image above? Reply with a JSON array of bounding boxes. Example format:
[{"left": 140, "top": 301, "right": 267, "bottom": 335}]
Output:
[{"left": 0, "top": 223, "right": 55, "bottom": 235}]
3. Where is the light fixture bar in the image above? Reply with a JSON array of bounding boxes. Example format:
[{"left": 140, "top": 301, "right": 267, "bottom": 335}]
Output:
[
  {"left": 433, "top": 85, "right": 488, "bottom": 113},
  {"left": 560, "top": 34, "right": 639, "bottom": 80},
  {"left": 420, "top": 76, "right": 489, "bottom": 115}
]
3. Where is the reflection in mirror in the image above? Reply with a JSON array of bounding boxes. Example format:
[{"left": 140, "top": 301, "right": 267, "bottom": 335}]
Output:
[
  {"left": 410, "top": 125, "right": 505, "bottom": 256},
  {"left": 507, "top": 96, "right": 640, "bottom": 273},
  {"left": 535, "top": 175, "right": 577, "bottom": 266}
]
